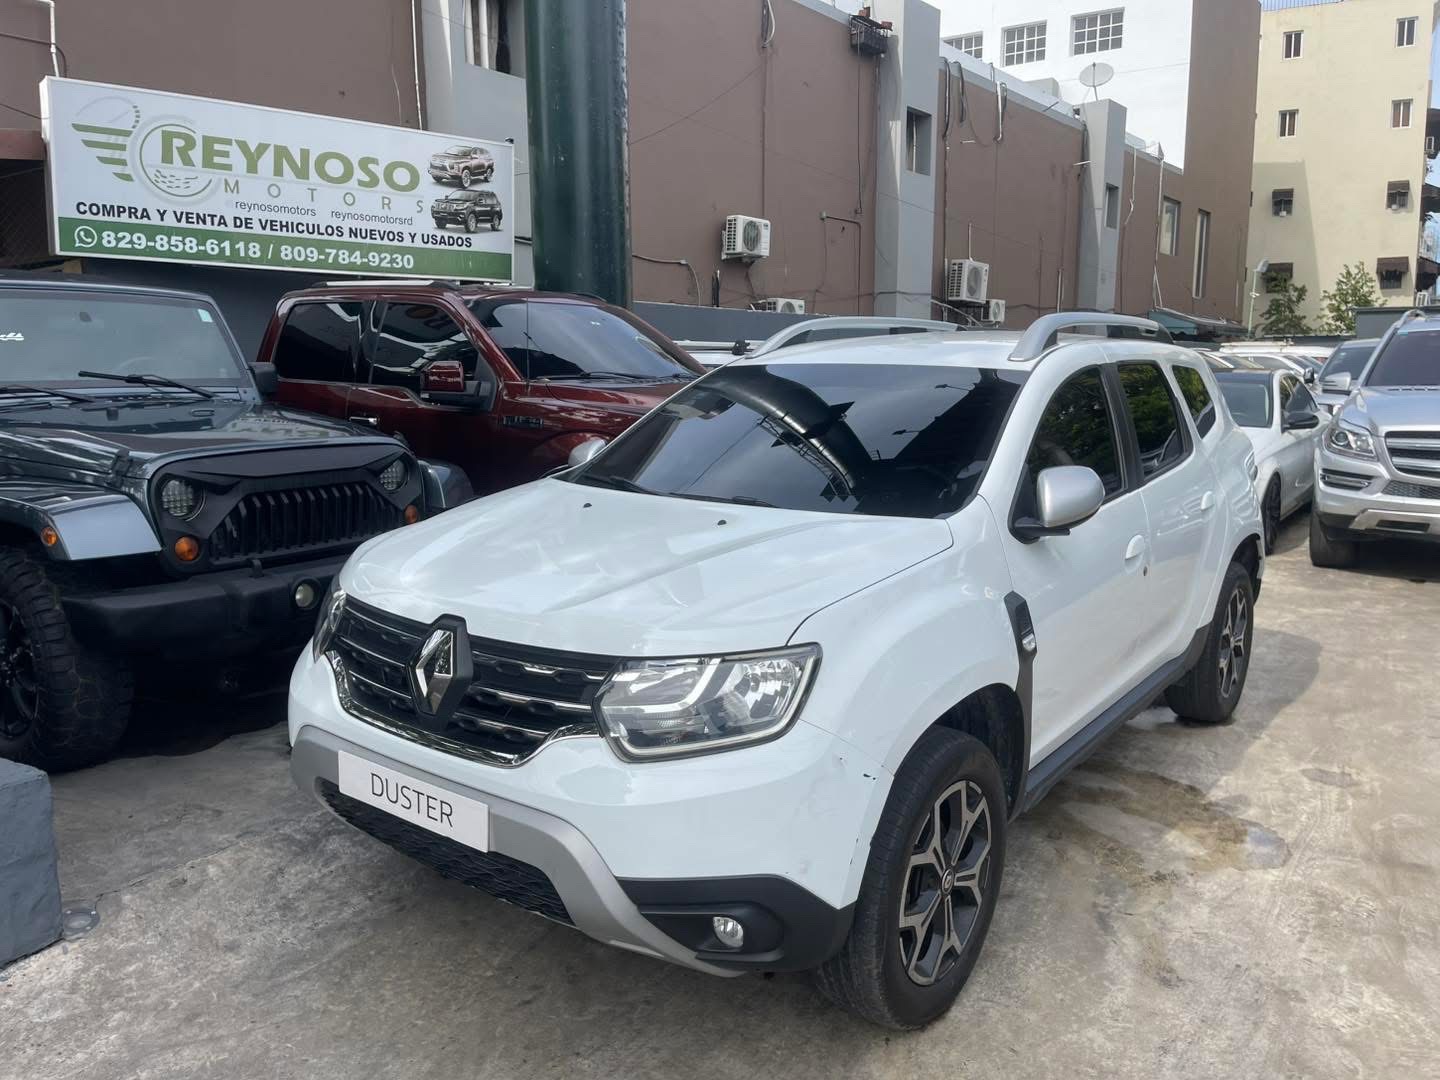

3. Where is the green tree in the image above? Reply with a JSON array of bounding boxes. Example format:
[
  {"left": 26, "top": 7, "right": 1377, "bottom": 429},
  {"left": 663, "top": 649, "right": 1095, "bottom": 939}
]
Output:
[
  {"left": 1319, "top": 262, "right": 1383, "bottom": 335},
  {"left": 1259, "top": 280, "right": 1312, "bottom": 337}
]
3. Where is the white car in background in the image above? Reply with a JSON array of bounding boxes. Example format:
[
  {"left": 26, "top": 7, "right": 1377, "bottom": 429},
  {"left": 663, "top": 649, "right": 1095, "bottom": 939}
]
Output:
[
  {"left": 680, "top": 316, "right": 957, "bottom": 368},
  {"left": 1214, "top": 368, "right": 1324, "bottom": 552}
]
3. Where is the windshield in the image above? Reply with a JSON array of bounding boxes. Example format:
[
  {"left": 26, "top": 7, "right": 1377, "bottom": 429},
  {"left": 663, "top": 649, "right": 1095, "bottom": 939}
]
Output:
[
  {"left": 472, "top": 299, "right": 701, "bottom": 381},
  {"left": 0, "top": 291, "right": 244, "bottom": 387},
  {"left": 1321, "top": 342, "right": 1374, "bottom": 380},
  {"left": 1365, "top": 331, "right": 1440, "bottom": 387},
  {"left": 442, "top": 145, "right": 471, "bottom": 155},
  {"left": 1217, "top": 380, "right": 1272, "bottom": 428},
  {"left": 569, "top": 363, "right": 1026, "bottom": 518}
]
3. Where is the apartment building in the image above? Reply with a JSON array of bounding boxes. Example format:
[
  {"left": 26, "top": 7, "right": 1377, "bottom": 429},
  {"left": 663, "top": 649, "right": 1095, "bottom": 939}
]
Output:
[{"left": 1247, "top": 0, "right": 1439, "bottom": 324}]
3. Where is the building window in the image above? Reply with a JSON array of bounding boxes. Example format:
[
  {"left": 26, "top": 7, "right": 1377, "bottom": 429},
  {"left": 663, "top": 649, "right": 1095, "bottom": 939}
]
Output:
[
  {"left": 1272, "top": 188, "right": 1294, "bottom": 216},
  {"left": 1397, "top": 16, "right": 1418, "bottom": 46},
  {"left": 1105, "top": 184, "right": 1120, "bottom": 229},
  {"left": 1283, "top": 30, "right": 1303, "bottom": 59},
  {"left": 1278, "top": 109, "right": 1298, "bottom": 137},
  {"left": 1160, "top": 197, "right": 1181, "bottom": 256},
  {"left": 1073, "top": 9, "right": 1124, "bottom": 54},
  {"left": 1387, "top": 180, "right": 1412, "bottom": 210},
  {"left": 1393, "top": 99, "right": 1413, "bottom": 128},
  {"left": 1377, "top": 257, "right": 1409, "bottom": 288},
  {"left": 1003, "top": 22, "right": 1047, "bottom": 65},
  {"left": 1263, "top": 263, "right": 1294, "bottom": 292},
  {"left": 905, "top": 109, "right": 932, "bottom": 175},
  {"left": 945, "top": 32, "right": 984, "bottom": 59},
  {"left": 467, "top": 0, "right": 517, "bottom": 73},
  {"left": 1192, "top": 209, "right": 1211, "bottom": 298}
]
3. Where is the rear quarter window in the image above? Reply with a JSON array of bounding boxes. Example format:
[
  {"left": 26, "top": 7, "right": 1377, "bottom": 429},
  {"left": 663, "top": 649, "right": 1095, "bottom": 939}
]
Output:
[{"left": 1171, "top": 365, "right": 1217, "bottom": 437}]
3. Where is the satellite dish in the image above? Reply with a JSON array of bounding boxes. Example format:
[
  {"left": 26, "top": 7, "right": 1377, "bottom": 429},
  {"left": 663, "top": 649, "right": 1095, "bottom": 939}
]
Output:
[{"left": 1079, "top": 62, "right": 1115, "bottom": 101}]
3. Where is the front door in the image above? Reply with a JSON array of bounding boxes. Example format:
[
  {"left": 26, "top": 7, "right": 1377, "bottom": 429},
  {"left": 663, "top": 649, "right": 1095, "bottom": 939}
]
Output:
[
  {"left": 1277, "top": 375, "right": 1320, "bottom": 514},
  {"left": 268, "top": 300, "right": 363, "bottom": 422}
]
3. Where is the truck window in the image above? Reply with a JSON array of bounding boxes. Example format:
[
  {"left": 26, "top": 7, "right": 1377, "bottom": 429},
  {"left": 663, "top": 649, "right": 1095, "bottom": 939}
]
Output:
[
  {"left": 369, "top": 303, "right": 480, "bottom": 390},
  {"left": 273, "top": 302, "right": 362, "bottom": 382}
]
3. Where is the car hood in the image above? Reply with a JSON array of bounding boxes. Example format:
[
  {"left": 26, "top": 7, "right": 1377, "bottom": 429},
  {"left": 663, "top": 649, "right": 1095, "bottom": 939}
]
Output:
[
  {"left": 430, "top": 152, "right": 467, "bottom": 163},
  {"left": 537, "top": 378, "right": 691, "bottom": 418},
  {"left": 341, "top": 478, "right": 954, "bottom": 656},
  {"left": 1346, "top": 386, "right": 1440, "bottom": 430}
]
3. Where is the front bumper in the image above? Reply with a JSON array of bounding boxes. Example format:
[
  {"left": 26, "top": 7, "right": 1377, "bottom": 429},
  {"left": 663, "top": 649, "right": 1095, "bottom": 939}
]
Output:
[
  {"left": 288, "top": 649, "right": 878, "bottom": 974},
  {"left": 1314, "top": 449, "right": 1440, "bottom": 541},
  {"left": 63, "top": 553, "right": 344, "bottom": 656}
]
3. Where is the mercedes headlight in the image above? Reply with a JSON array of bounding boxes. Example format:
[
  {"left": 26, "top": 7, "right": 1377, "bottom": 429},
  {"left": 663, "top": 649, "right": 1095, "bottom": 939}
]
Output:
[
  {"left": 379, "top": 459, "right": 407, "bottom": 492},
  {"left": 1327, "top": 420, "right": 1376, "bottom": 459},
  {"left": 311, "top": 584, "right": 347, "bottom": 662},
  {"left": 595, "top": 645, "right": 820, "bottom": 760},
  {"left": 159, "top": 478, "right": 203, "bottom": 520}
]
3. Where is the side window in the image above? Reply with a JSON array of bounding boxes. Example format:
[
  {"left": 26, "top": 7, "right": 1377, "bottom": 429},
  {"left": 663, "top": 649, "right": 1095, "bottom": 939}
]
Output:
[
  {"left": 1287, "top": 381, "right": 1317, "bottom": 417},
  {"left": 1279, "top": 374, "right": 1298, "bottom": 411},
  {"left": 272, "top": 302, "right": 362, "bottom": 382},
  {"left": 1171, "top": 365, "right": 1216, "bottom": 437},
  {"left": 369, "top": 303, "right": 479, "bottom": 390},
  {"left": 1117, "top": 362, "right": 1187, "bottom": 478},
  {"left": 1025, "top": 367, "right": 1124, "bottom": 497}
]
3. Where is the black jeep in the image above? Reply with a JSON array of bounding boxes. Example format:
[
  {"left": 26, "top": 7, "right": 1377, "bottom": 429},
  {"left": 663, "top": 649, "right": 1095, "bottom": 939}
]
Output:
[
  {"left": 431, "top": 189, "right": 503, "bottom": 233},
  {"left": 0, "top": 276, "right": 471, "bottom": 770}
]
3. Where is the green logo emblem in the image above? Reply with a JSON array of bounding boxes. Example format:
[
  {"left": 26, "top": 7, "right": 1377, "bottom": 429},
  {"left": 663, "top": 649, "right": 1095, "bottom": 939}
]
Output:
[{"left": 71, "top": 96, "right": 140, "bottom": 182}]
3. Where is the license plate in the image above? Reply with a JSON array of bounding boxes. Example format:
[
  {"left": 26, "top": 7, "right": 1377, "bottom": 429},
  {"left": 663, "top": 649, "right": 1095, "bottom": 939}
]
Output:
[{"left": 338, "top": 752, "right": 489, "bottom": 852}]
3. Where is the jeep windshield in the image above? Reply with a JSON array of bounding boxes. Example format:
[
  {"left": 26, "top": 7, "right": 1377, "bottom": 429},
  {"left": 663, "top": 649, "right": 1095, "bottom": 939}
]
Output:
[
  {"left": 0, "top": 290, "right": 247, "bottom": 392},
  {"left": 1364, "top": 329, "right": 1440, "bottom": 387},
  {"left": 569, "top": 362, "right": 1026, "bottom": 518},
  {"left": 472, "top": 299, "right": 702, "bottom": 382}
]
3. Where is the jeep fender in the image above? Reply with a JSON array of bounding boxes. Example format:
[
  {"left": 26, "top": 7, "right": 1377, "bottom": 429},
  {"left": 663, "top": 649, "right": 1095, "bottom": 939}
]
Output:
[{"left": 0, "top": 482, "right": 160, "bottom": 560}]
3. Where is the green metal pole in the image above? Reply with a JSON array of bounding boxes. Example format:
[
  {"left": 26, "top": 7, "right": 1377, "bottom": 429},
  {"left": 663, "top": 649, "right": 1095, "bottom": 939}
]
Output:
[{"left": 524, "top": 0, "right": 631, "bottom": 307}]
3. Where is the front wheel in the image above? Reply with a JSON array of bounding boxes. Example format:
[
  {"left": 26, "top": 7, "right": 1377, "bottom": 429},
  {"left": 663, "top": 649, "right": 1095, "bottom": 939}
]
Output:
[
  {"left": 464, "top": 212, "right": 478, "bottom": 234},
  {"left": 460, "top": 168, "right": 473, "bottom": 189},
  {"left": 815, "top": 728, "right": 1006, "bottom": 1030},
  {"left": 1164, "top": 561, "right": 1254, "bottom": 724},
  {"left": 1263, "top": 478, "right": 1281, "bottom": 555},
  {"left": 1308, "top": 507, "right": 1356, "bottom": 568}
]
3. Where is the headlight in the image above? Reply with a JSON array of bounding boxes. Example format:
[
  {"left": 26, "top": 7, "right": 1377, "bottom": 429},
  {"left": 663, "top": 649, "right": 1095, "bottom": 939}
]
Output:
[
  {"left": 595, "top": 645, "right": 820, "bottom": 760},
  {"left": 311, "top": 584, "right": 347, "bottom": 662},
  {"left": 1327, "top": 421, "right": 1377, "bottom": 459},
  {"left": 379, "top": 459, "right": 407, "bottom": 491},
  {"left": 159, "top": 478, "right": 202, "bottom": 520}
]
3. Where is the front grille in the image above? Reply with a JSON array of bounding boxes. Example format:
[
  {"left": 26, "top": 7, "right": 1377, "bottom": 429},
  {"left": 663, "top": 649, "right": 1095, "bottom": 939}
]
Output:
[
  {"left": 1384, "top": 479, "right": 1440, "bottom": 500},
  {"left": 210, "top": 482, "right": 402, "bottom": 561},
  {"left": 318, "top": 780, "right": 571, "bottom": 924},
  {"left": 329, "top": 599, "right": 614, "bottom": 766},
  {"left": 1385, "top": 431, "right": 1440, "bottom": 478}
]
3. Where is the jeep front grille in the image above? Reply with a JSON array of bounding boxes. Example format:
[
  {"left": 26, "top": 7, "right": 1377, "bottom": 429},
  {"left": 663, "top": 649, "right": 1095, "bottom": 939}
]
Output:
[
  {"left": 327, "top": 599, "right": 614, "bottom": 766},
  {"left": 1385, "top": 431, "right": 1440, "bottom": 478},
  {"left": 209, "top": 482, "right": 402, "bottom": 561}
]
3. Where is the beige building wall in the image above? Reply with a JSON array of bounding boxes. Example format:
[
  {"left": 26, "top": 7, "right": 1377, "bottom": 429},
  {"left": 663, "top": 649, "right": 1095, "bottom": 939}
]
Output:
[{"left": 1248, "top": 0, "right": 1436, "bottom": 326}]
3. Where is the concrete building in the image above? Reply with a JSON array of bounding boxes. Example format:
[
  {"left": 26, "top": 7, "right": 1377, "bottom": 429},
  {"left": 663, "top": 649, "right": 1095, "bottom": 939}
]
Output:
[{"left": 1247, "top": 0, "right": 1440, "bottom": 328}]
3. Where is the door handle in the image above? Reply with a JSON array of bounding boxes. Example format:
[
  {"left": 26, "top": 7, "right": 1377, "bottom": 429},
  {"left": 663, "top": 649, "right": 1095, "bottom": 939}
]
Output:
[
  {"left": 1199, "top": 490, "right": 1216, "bottom": 513},
  {"left": 1124, "top": 535, "right": 1148, "bottom": 562},
  {"left": 349, "top": 414, "right": 379, "bottom": 426}
]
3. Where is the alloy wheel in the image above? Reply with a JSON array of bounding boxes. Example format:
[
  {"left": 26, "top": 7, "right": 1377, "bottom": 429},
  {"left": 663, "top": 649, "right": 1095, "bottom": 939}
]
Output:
[
  {"left": 1216, "top": 588, "right": 1249, "bottom": 699},
  {"left": 461, "top": 168, "right": 473, "bottom": 189},
  {"left": 897, "top": 779, "right": 991, "bottom": 986},
  {"left": 0, "top": 600, "right": 38, "bottom": 739}
]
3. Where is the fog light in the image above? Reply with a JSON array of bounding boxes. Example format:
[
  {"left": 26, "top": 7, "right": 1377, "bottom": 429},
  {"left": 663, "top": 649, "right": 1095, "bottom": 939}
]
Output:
[
  {"left": 293, "top": 581, "right": 318, "bottom": 610},
  {"left": 712, "top": 916, "right": 745, "bottom": 950},
  {"left": 404, "top": 504, "right": 421, "bottom": 524},
  {"left": 173, "top": 536, "right": 200, "bottom": 562}
]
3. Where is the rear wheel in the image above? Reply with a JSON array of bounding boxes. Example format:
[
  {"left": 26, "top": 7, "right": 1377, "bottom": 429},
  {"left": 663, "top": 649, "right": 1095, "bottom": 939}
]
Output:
[
  {"left": 1308, "top": 507, "right": 1357, "bottom": 568},
  {"left": 1164, "top": 561, "right": 1253, "bottom": 725},
  {"left": 815, "top": 728, "right": 1006, "bottom": 1030},
  {"left": 490, "top": 211, "right": 502, "bottom": 231},
  {"left": 0, "top": 547, "right": 132, "bottom": 771},
  {"left": 1262, "top": 478, "right": 1281, "bottom": 554}
]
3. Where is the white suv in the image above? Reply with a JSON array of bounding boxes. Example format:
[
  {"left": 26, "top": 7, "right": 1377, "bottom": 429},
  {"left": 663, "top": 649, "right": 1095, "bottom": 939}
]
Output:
[{"left": 289, "top": 314, "right": 1264, "bottom": 1029}]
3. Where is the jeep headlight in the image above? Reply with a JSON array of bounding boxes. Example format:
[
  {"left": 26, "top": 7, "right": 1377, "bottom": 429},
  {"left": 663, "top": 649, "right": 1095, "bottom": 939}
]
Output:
[
  {"left": 595, "top": 645, "right": 820, "bottom": 760},
  {"left": 159, "top": 478, "right": 202, "bottom": 520},
  {"left": 379, "top": 459, "right": 407, "bottom": 492},
  {"left": 1327, "top": 420, "right": 1377, "bottom": 459},
  {"left": 311, "top": 584, "right": 347, "bottom": 662}
]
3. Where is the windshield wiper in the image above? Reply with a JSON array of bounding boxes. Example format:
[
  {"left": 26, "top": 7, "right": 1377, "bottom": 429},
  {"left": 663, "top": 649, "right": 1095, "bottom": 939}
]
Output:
[
  {"left": 0, "top": 383, "right": 97, "bottom": 404},
  {"left": 572, "top": 473, "right": 658, "bottom": 495},
  {"left": 664, "top": 491, "right": 777, "bottom": 509},
  {"left": 77, "top": 370, "right": 215, "bottom": 398}
]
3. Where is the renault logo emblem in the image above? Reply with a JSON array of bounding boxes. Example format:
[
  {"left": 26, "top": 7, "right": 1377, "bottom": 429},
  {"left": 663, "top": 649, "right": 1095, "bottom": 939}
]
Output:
[{"left": 408, "top": 616, "right": 472, "bottom": 719}]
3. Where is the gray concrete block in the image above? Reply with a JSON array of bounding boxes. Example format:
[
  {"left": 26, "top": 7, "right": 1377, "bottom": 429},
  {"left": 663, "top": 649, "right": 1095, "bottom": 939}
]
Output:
[{"left": 0, "top": 760, "right": 62, "bottom": 966}]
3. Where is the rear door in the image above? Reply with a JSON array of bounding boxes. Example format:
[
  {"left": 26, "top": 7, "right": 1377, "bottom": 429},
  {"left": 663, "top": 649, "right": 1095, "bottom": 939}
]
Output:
[{"left": 268, "top": 300, "right": 363, "bottom": 420}]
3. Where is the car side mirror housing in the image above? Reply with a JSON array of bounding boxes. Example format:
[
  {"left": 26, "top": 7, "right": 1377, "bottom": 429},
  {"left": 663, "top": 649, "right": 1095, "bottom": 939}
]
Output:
[
  {"left": 249, "top": 362, "right": 279, "bottom": 396},
  {"left": 1284, "top": 411, "right": 1321, "bottom": 431},
  {"left": 567, "top": 437, "right": 608, "bottom": 469},
  {"left": 1322, "top": 372, "right": 1352, "bottom": 393},
  {"left": 422, "top": 360, "right": 494, "bottom": 409},
  {"left": 1012, "top": 466, "right": 1106, "bottom": 541},
  {"left": 421, "top": 359, "right": 466, "bottom": 394},
  {"left": 1302, "top": 368, "right": 1317, "bottom": 385}
]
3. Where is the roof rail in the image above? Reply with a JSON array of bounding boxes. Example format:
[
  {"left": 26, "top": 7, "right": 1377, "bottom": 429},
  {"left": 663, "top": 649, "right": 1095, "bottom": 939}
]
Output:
[
  {"left": 1009, "top": 313, "right": 1171, "bottom": 362},
  {"left": 317, "top": 278, "right": 470, "bottom": 288}
]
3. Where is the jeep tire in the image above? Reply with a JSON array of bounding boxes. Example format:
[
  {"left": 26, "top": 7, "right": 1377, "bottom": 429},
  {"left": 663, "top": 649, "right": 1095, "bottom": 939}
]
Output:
[
  {"left": 1164, "top": 560, "right": 1254, "bottom": 725},
  {"left": 815, "top": 728, "right": 1006, "bottom": 1030},
  {"left": 0, "top": 546, "right": 133, "bottom": 771},
  {"left": 1308, "top": 507, "right": 1356, "bottom": 568},
  {"left": 465, "top": 212, "right": 478, "bottom": 234}
]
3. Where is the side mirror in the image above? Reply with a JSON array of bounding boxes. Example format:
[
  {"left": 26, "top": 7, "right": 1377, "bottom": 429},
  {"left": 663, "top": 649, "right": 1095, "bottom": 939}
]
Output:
[
  {"left": 249, "top": 362, "right": 279, "bottom": 396},
  {"left": 421, "top": 359, "right": 467, "bottom": 394},
  {"left": 1013, "top": 466, "right": 1106, "bottom": 541},
  {"left": 1322, "top": 372, "right": 1352, "bottom": 394},
  {"left": 567, "top": 437, "right": 608, "bottom": 469},
  {"left": 1284, "top": 411, "right": 1320, "bottom": 431},
  {"left": 1302, "top": 368, "right": 1317, "bottom": 385}
]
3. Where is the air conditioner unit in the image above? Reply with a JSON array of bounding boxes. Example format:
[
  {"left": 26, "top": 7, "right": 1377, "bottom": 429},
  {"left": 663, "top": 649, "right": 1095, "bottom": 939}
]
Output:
[
  {"left": 985, "top": 298, "right": 1007, "bottom": 323},
  {"left": 1277, "top": 209, "right": 1289, "bottom": 217},
  {"left": 756, "top": 297, "right": 806, "bottom": 314},
  {"left": 1418, "top": 291, "right": 1431, "bottom": 306},
  {"left": 722, "top": 214, "right": 771, "bottom": 260},
  {"left": 946, "top": 258, "right": 990, "bottom": 303},
  {"left": 1427, "top": 135, "right": 1436, "bottom": 155}
]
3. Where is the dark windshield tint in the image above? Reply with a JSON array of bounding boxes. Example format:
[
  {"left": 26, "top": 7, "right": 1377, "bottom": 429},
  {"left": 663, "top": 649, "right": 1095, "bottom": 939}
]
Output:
[
  {"left": 570, "top": 363, "right": 1025, "bottom": 518},
  {"left": 1322, "top": 342, "right": 1374, "bottom": 380},
  {"left": 1217, "top": 379, "right": 1273, "bottom": 427},
  {"left": 0, "top": 292, "right": 244, "bottom": 385},
  {"left": 1365, "top": 331, "right": 1440, "bottom": 387},
  {"left": 472, "top": 299, "right": 698, "bottom": 381}
]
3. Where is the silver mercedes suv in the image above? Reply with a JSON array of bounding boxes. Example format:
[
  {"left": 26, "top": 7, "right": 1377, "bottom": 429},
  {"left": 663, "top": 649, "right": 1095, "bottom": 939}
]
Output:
[{"left": 1311, "top": 310, "right": 1440, "bottom": 566}]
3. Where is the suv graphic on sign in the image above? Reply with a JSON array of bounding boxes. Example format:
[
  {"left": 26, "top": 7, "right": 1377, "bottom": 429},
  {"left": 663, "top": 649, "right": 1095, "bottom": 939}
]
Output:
[
  {"left": 428, "top": 145, "right": 495, "bottom": 189},
  {"left": 431, "top": 189, "right": 503, "bottom": 233}
]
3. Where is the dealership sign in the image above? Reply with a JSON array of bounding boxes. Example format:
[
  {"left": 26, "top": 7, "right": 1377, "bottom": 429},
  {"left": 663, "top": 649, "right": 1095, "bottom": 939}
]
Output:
[{"left": 40, "top": 77, "right": 514, "bottom": 281}]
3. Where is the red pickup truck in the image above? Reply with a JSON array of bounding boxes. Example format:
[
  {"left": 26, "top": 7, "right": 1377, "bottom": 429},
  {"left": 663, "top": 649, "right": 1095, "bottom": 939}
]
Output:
[{"left": 258, "top": 282, "right": 705, "bottom": 495}]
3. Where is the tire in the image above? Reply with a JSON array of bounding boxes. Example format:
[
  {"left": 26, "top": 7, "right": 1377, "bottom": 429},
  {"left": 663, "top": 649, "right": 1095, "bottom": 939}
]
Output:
[
  {"left": 460, "top": 168, "right": 473, "bottom": 189},
  {"left": 483, "top": 163, "right": 494, "bottom": 181},
  {"left": 1262, "top": 478, "right": 1281, "bottom": 555},
  {"left": 1163, "top": 561, "right": 1254, "bottom": 725},
  {"left": 815, "top": 728, "right": 1006, "bottom": 1030},
  {"left": 489, "top": 212, "right": 502, "bottom": 231},
  {"left": 464, "top": 212, "right": 478, "bottom": 234},
  {"left": 1308, "top": 507, "right": 1357, "bottom": 568},
  {"left": 0, "top": 547, "right": 132, "bottom": 771}
]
